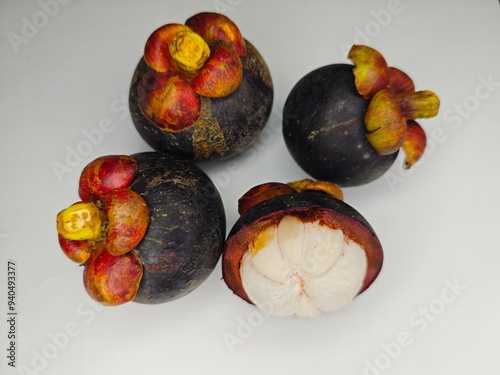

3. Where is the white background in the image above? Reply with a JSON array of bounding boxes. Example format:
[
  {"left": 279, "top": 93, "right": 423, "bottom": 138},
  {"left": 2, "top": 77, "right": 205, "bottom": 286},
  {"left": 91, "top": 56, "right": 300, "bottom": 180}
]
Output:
[{"left": 1, "top": 0, "right": 500, "bottom": 374}]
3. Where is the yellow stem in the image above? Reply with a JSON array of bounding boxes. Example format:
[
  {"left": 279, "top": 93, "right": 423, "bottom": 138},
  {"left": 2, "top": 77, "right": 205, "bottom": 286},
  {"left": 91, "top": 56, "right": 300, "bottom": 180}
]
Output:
[
  {"left": 57, "top": 202, "right": 103, "bottom": 241},
  {"left": 169, "top": 30, "right": 210, "bottom": 74}
]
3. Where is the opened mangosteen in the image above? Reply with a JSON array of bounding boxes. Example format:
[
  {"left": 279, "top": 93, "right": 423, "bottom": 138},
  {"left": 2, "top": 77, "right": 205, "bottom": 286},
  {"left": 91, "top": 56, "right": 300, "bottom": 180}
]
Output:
[
  {"left": 222, "top": 179, "right": 383, "bottom": 317},
  {"left": 56, "top": 152, "right": 226, "bottom": 306},
  {"left": 129, "top": 12, "right": 274, "bottom": 162},
  {"left": 283, "top": 45, "right": 440, "bottom": 187}
]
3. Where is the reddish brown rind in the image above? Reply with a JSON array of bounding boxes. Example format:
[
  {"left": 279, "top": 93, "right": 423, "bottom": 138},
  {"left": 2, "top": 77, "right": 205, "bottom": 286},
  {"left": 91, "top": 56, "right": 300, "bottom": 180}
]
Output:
[
  {"left": 223, "top": 191, "right": 384, "bottom": 304},
  {"left": 83, "top": 249, "right": 143, "bottom": 306},
  {"left": 185, "top": 12, "right": 247, "bottom": 57},
  {"left": 238, "top": 182, "right": 295, "bottom": 215},
  {"left": 78, "top": 155, "right": 137, "bottom": 202},
  {"left": 104, "top": 188, "right": 149, "bottom": 257},
  {"left": 190, "top": 41, "right": 243, "bottom": 98}
]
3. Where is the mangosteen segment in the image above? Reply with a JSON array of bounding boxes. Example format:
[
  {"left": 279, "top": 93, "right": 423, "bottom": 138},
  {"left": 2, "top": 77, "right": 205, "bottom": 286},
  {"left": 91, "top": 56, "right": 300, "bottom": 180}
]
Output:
[{"left": 240, "top": 215, "right": 368, "bottom": 317}]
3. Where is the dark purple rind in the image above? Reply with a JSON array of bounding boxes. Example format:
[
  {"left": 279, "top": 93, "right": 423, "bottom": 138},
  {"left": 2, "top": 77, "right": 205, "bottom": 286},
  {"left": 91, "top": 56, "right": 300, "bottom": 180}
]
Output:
[
  {"left": 282, "top": 63, "right": 398, "bottom": 187},
  {"left": 129, "top": 40, "right": 273, "bottom": 163},
  {"left": 130, "top": 152, "right": 226, "bottom": 304}
]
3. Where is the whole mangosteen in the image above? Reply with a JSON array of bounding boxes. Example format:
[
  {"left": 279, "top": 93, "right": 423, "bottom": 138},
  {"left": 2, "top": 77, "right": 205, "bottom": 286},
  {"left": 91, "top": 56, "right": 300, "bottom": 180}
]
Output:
[
  {"left": 129, "top": 12, "right": 274, "bottom": 162},
  {"left": 282, "top": 45, "right": 440, "bottom": 187},
  {"left": 56, "top": 152, "right": 226, "bottom": 306}
]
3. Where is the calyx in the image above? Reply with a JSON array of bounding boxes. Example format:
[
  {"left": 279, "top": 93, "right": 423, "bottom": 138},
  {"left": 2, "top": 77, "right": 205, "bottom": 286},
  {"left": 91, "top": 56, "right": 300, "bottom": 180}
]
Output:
[
  {"left": 139, "top": 12, "right": 247, "bottom": 132},
  {"left": 348, "top": 45, "right": 440, "bottom": 168},
  {"left": 56, "top": 155, "right": 150, "bottom": 306}
]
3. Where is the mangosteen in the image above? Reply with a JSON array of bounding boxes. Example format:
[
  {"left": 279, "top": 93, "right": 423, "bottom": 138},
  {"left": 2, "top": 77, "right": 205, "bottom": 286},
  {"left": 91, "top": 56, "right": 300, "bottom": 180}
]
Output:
[
  {"left": 129, "top": 12, "right": 273, "bottom": 162},
  {"left": 282, "top": 45, "right": 440, "bottom": 187},
  {"left": 222, "top": 180, "right": 383, "bottom": 317},
  {"left": 56, "top": 152, "right": 226, "bottom": 306},
  {"left": 131, "top": 152, "right": 226, "bottom": 304}
]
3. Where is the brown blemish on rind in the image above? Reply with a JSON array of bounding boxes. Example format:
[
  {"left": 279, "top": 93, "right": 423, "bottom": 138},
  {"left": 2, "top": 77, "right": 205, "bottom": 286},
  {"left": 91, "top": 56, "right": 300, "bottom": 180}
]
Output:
[
  {"left": 241, "top": 41, "right": 273, "bottom": 89},
  {"left": 192, "top": 97, "right": 229, "bottom": 161},
  {"left": 306, "top": 119, "right": 358, "bottom": 140}
]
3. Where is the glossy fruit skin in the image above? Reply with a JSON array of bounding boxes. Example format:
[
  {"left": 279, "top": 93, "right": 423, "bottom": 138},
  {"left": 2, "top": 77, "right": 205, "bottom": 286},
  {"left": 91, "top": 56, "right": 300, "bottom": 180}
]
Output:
[
  {"left": 130, "top": 152, "right": 226, "bottom": 304},
  {"left": 283, "top": 63, "right": 398, "bottom": 187},
  {"left": 223, "top": 191, "right": 384, "bottom": 304},
  {"left": 129, "top": 40, "right": 273, "bottom": 163}
]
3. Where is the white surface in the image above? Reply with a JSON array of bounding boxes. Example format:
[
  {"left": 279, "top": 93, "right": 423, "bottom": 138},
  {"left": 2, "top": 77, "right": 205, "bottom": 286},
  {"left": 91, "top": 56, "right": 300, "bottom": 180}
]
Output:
[{"left": 1, "top": 0, "right": 500, "bottom": 374}]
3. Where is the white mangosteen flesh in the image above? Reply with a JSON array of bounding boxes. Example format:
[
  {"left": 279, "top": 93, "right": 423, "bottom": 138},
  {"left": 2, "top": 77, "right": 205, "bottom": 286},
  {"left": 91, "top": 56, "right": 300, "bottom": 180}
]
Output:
[{"left": 240, "top": 215, "right": 368, "bottom": 317}]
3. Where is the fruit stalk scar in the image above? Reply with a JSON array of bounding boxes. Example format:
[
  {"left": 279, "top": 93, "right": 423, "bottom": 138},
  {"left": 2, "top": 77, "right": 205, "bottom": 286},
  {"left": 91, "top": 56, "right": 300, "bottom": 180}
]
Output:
[
  {"left": 56, "top": 202, "right": 103, "bottom": 241},
  {"left": 168, "top": 29, "right": 210, "bottom": 74}
]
